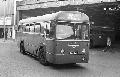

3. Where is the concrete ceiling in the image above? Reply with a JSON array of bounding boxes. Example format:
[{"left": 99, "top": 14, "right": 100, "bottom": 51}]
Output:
[{"left": 20, "top": 2, "right": 120, "bottom": 27}]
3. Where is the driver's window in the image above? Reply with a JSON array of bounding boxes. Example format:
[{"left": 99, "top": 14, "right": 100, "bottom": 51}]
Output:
[{"left": 44, "top": 23, "right": 50, "bottom": 37}]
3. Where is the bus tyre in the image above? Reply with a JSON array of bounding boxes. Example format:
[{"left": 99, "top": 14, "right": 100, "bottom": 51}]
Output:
[
  {"left": 107, "top": 37, "right": 111, "bottom": 47},
  {"left": 20, "top": 42, "right": 26, "bottom": 55},
  {"left": 38, "top": 47, "right": 49, "bottom": 66}
]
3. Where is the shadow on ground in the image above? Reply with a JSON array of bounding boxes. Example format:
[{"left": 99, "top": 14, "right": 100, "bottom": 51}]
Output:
[{"left": 49, "top": 63, "right": 87, "bottom": 70}]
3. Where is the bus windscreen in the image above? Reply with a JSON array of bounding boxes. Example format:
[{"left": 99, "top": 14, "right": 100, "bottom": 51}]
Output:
[{"left": 56, "top": 22, "right": 89, "bottom": 40}]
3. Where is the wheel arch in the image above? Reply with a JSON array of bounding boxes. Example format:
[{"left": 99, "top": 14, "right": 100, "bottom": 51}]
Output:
[{"left": 35, "top": 42, "right": 46, "bottom": 56}]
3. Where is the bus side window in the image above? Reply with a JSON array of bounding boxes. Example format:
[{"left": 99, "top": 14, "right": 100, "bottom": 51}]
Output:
[
  {"left": 30, "top": 24, "right": 34, "bottom": 32},
  {"left": 18, "top": 25, "right": 22, "bottom": 32},
  {"left": 19, "top": 25, "right": 26, "bottom": 32},
  {"left": 25, "top": 24, "right": 30, "bottom": 32},
  {"left": 41, "top": 25, "right": 44, "bottom": 34},
  {"left": 35, "top": 23, "right": 41, "bottom": 33}
]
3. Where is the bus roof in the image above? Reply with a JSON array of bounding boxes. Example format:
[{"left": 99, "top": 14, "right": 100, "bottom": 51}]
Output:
[{"left": 19, "top": 11, "right": 89, "bottom": 24}]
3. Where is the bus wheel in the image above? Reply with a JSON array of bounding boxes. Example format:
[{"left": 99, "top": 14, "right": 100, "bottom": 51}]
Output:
[
  {"left": 38, "top": 47, "right": 49, "bottom": 66},
  {"left": 20, "top": 42, "right": 26, "bottom": 55},
  {"left": 106, "top": 37, "right": 111, "bottom": 47}
]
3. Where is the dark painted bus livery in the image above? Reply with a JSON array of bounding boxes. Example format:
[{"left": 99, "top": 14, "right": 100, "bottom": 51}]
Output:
[{"left": 16, "top": 11, "right": 90, "bottom": 65}]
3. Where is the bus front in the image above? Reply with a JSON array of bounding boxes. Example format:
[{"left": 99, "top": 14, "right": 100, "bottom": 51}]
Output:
[
  {"left": 54, "top": 21, "right": 90, "bottom": 64},
  {"left": 46, "top": 12, "right": 90, "bottom": 64}
]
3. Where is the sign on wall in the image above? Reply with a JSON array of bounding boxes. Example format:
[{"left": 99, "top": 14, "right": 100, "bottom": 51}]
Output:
[
  {"left": 0, "top": 17, "right": 12, "bottom": 25},
  {"left": 17, "top": 0, "right": 117, "bottom": 10},
  {"left": 18, "top": 0, "right": 57, "bottom": 5},
  {"left": 17, "top": 1, "right": 78, "bottom": 10}
]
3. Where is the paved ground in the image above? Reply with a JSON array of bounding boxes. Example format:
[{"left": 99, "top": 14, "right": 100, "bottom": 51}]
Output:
[
  {"left": 0, "top": 39, "right": 120, "bottom": 77},
  {"left": 0, "top": 39, "right": 14, "bottom": 43}
]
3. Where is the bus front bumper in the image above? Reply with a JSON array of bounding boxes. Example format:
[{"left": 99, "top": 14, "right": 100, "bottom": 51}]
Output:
[{"left": 46, "top": 53, "right": 89, "bottom": 64}]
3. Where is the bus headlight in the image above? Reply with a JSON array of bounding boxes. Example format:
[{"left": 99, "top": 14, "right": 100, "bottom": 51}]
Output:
[
  {"left": 61, "top": 49, "right": 64, "bottom": 54},
  {"left": 82, "top": 49, "right": 86, "bottom": 53},
  {"left": 82, "top": 57, "right": 85, "bottom": 61}
]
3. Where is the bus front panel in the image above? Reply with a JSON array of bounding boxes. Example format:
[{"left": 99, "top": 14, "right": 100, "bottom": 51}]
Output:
[{"left": 53, "top": 40, "right": 89, "bottom": 64}]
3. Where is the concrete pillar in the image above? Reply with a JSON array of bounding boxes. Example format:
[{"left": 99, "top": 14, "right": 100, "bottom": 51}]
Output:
[{"left": 12, "top": 26, "right": 15, "bottom": 39}]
